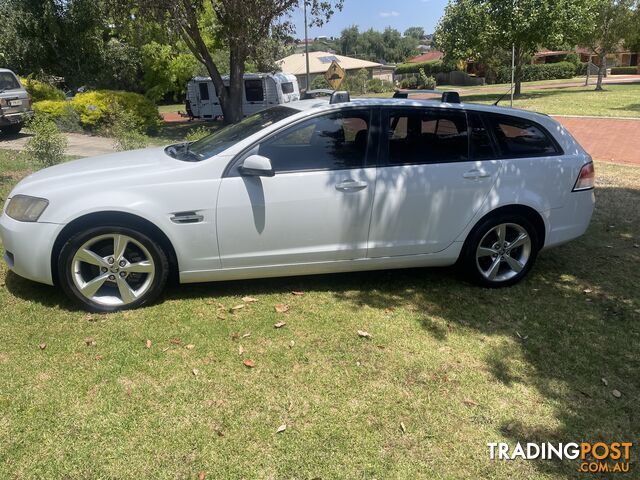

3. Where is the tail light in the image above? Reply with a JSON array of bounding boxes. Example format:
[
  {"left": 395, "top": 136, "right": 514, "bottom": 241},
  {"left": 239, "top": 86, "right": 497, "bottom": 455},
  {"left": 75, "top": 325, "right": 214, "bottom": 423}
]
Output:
[{"left": 573, "top": 162, "right": 595, "bottom": 191}]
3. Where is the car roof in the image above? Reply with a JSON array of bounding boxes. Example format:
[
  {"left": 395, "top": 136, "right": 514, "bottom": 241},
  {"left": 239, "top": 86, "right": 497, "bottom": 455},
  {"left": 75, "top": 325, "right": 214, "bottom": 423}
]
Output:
[{"left": 0, "top": 68, "right": 17, "bottom": 73}]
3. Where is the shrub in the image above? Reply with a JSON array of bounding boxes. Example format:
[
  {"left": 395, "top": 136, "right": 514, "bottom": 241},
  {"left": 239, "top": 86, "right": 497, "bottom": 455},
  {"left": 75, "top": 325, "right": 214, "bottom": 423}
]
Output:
[
  {"left": 107, "top": 107, "right": 149, "bottom": 151},
  {"left": 365, "top": 78, "right": 395, "bottom": 93},
  {"left": 72, "top": 90, "right": 161, "bottom": 133},
  {"left": 494, "top": 61, "right": 576, "bottom": 83},
  {"left": 33, "top": 100, "right": 67, "bottom": 118},
  {"left": 33, "top": 100, "right": 82, "bottom": 132},
  {"left": 400, "top": 76, "right": 418, "bottom": 89},
  {"left": 310, "top": 75, "right": 331, "bottom": 90},
  {"left": 25, "top": 114, "right": 68, "bottom": 167},
  {"left": 395, "top": 60, "right": 451, "bottom": 75},
  {"left": 610, "top": 66, "right": 638, "bottom": 75},
  {"left": 418, "top": 68, "right": 436, "bottom": 89},
  {"left": 18, "top": 76, "right": 65, "bottom": 102},
  {"left": 185, "top": 125, "right": 212, "bottom": 142}
]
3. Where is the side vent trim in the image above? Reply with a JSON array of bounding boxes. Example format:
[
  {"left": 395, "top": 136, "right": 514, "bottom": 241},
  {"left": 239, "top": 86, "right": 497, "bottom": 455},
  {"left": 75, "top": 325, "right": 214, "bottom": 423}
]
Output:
[{"left": 171, "top": 211, "right": 204, "bottom": 224}]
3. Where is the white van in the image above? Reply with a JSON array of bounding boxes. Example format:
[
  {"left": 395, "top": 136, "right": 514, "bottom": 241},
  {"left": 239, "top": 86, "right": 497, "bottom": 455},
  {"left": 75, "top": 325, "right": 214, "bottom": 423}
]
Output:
[{"left": 186, "top": 73, "right": 300, "bottom": 119}]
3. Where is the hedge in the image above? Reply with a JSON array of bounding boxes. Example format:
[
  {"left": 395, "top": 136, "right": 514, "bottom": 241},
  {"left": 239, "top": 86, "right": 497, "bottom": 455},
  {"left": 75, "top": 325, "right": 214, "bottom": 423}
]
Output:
[
  {"left": 610, "top": 66, "right": 638, "bottom": 75},
  {"left": 18, "top": 76, "right": 65, "bottom": 102},
  {"left": 395, "top": 60, "right": 452, "bottom": 75},
  {"left": 495, "top": 61, "right": 576, "bottom": 84},
  {"left": 33, "top": 90, "right": 161, "bottom": 133}
]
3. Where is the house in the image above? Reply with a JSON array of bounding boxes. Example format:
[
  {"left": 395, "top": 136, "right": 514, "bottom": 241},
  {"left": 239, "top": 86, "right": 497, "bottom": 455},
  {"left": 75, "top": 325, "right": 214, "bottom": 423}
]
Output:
[
  {"left": 576, "top": 46, "right": 638, "bottom": 67},
  {"left": 277, "top": 51, "right": 395, "bottom": 90},
  {"left": 407, "top": 50, "right": 444, "bottom": 63}
]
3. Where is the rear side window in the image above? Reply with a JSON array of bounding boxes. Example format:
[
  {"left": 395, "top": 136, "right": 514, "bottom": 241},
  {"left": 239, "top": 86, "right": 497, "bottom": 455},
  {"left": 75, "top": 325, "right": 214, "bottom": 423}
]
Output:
[
  {"left": 245, "top": 79, "right": 264, "bottom": 102},
  {"left": 281, "top": 82, "right": 294, "bottom": 94},
  {"left": 488, "top": 114, "right": 559, "bottom": 157},
  {"left": 386, "top": 108, "right": 468, "bottom": 164}
]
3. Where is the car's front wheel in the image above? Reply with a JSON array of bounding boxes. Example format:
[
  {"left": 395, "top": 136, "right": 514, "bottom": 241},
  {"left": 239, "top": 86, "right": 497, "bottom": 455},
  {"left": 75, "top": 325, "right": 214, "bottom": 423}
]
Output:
[
  {"left": 1, "top": 122, "right": 23, "bottom": 135},
  {"left": 462, "top": 214, "right": 539, "bottom": 287},
  {"left": 58, "top": 226, "right": 169, "bottom": 312}
]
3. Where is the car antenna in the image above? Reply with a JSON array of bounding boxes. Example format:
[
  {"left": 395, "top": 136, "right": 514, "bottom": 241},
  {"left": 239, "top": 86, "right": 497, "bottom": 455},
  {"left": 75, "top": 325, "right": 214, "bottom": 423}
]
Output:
[{"left": 493, "top": 83, "right": 515, "bottom": 106}]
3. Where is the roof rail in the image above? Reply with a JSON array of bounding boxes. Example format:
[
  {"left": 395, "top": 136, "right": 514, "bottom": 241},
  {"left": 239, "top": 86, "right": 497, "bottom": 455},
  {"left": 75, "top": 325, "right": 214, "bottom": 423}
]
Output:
[
  {"left": 393, "top": 89, "right": 461, "bottom": 104},
  {"left": 301, "top": 89, "right": 351, "bottom": 104}
]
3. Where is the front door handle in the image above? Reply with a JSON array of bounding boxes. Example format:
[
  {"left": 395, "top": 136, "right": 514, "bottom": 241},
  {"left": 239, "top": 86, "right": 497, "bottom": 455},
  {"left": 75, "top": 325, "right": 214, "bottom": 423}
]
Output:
[
  {"left": 336, "top": 180, "right": 368, "bottom": 192},
  {"left": 463, "top": 169, "right": 491, "bottom": 180}
]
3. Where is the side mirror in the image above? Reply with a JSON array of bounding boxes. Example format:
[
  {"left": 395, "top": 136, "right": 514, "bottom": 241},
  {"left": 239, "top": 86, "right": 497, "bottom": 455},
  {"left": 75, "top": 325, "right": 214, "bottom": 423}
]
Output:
[{"left": 239, "top": 154, "right": 275, "bottom": 177}]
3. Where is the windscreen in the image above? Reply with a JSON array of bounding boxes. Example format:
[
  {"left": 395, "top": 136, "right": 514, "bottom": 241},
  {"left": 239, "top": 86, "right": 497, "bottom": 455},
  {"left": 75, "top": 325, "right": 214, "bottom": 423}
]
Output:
[
  {"left": 0, "top": 72, "right": 21, "bottom": 91},
  {"left": 188, "top": 106, "right": 299, "bottom": 160}
]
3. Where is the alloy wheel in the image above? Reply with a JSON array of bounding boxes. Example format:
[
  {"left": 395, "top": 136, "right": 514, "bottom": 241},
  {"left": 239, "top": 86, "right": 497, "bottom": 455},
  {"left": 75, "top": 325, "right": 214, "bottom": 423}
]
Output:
[{"left": 475, "top": 223, "right": 532, "bottom": 282}]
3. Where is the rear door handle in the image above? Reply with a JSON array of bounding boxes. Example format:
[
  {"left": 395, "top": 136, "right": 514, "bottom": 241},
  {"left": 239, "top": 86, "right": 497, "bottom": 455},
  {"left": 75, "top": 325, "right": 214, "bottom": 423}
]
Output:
[
  {"left": 335, "top": 180, "right": 368, "bottom": 192},
  {"left": 463, "top": 169, "right": 491, "bottom": 180}
]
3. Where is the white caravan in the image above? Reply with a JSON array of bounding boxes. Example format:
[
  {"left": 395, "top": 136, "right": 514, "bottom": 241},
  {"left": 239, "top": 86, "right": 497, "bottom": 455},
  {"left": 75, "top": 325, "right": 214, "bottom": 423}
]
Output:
[{"left": 186, "top": 73, "right": 300, "bottom": 119}]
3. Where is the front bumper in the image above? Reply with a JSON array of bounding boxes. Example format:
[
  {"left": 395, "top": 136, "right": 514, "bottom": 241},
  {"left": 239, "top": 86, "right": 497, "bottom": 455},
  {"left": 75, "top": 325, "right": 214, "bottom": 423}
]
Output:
[
  {"left": 0, "top": 212, "right": 62, "bottom": 285},
  {"left": 0, "top": 110, "right": 33, "bottom": 127}
]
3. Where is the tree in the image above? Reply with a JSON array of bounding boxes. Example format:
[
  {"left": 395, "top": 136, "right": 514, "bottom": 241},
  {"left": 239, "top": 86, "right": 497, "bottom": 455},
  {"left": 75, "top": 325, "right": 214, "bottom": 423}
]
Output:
[
  {"left": 578, "top": 0, "right": 636, "bottom": 90},
  {"left": 435, "top": 0, "right": 590, "bottom": 95},
  {"left": 404, "top": 26, "right": 425, "bottom": 40},
  {"left": 113, "top": 0, "right": 343, "bottom": 123},
  {"left": 339, "top": 25, "right": 359, "bottom": 56}
]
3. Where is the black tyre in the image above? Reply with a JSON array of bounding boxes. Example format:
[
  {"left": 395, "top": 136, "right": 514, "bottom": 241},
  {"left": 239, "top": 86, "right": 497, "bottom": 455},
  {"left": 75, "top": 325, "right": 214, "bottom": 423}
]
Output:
[
  {"left": 462, "top": 213, "right": 540, "bottom": 288},
  {"left": 1, "top": 122, "right": 23, "bottom": 135},
  {"left": 58, "top": 226, "right": 169, "bottom": 312}
]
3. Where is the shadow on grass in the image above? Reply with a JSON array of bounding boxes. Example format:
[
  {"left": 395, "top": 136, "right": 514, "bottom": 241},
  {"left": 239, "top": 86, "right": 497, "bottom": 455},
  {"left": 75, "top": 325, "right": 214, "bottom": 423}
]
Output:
[{"left": 4, "top": 183, "right": 639, "bottom": 478}]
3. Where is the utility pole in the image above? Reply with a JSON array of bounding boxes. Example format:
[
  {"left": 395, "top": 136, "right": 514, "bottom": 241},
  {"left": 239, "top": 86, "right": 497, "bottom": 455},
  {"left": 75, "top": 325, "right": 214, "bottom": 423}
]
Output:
[{"left": 304, "top": 0, "right": 310, "bottom": 91}]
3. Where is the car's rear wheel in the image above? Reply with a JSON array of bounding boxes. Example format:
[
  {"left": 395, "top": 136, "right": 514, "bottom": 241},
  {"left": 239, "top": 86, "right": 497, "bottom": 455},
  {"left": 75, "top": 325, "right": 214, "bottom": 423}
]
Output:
[
  {"left": 58, "top": 226, "right": 169, "bottom": 312},
  {"left": 1, "top": 122, "right": 23, "bottom": 135},
  {"left": 462, "top": 214, "right": 539, "bottom": 287}
]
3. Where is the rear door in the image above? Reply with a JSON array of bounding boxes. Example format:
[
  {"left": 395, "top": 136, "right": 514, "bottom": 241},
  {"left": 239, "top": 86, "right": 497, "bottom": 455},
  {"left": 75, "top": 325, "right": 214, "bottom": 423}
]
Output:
[
  {"left": 197, "top": 81, "right": 214, "bottom": 118},
  {"left": 367, "top": 107, "right": 501, "bottom": 257}
]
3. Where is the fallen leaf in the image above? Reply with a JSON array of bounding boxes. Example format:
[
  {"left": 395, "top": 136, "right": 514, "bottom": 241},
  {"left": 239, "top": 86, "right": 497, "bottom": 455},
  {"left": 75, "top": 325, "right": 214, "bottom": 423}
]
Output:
[
  {"left": 84, "top": 338, "right": 96, "bottom": 347},
  {"left": 291, "top": 291, "right": 305, "bottom": 296},
  {"left": 516, "top": 331, "right": 529, "bottom": 340},
  {"left": 356, "top": 361, "right": 361, "bottom": 367},
  {"left": 289, "top": 340, "right": 295, "bottom": 348},
  {"left": 145, "top": 339, "right": 152, "bottom": 349},
  {"left": 38, "top": 343, "right": 46, "bottom": 350},
  {"left": 274, "top": 321, "right": 287, "bottom": 328},
  {"left": 192, "top": 368, "right": 200, "bottom": 376},
  {"left": 583, "top": 288, "right": 593, "bottom": 294},
  {"left": 242, "top": 332, "right": 251, "bottom": 338},
  {"left": 230, "top": 304, "right": 245, "bottom": 312},
  {"left": 276, "top": 424, "right": 287, "bottom": 433},
  {"left": 463, "top": 398, "right": 479, "bottom": 407},
  {"left": 384, "top": 307, "right": 395, "bottom": 314},
  {"left": 238, "top": 344, "right": 245, "bottom": 356},
  {"left": 170, "top": 338, "right": 182, "bottom": 345},
  {"left": 95, "top": 354, "right": 103, "bottom": 360},
  {"left": 185, "top": 344, "right": 195, "bottom": 350},
  {"left": 633, "top": 243, "right": 639, "bottom": 248},
  {"left": 230, "top": 332, "right": 240, "bottom": 340},
  {"left": 506, "top": 423, "right": 514, "bottom": 432},
  {"left": 243, "top": 359, "right": 255, "bottom": 368},
  {"left": 612, "top": 389, "right": 622, "bottom": 398},
  {"left": 274, "top": 303, "right": 290, "bottom": 313},
  {"left": 601, "top": 377, "right": 608, "bottom": 386},
  {"left": 357, "top": 330, "right": 372, "bottom": 339},
  {"left": 198, "top": 472, "right": 206, "bottom": 480},
  {"left": 216, "top": 314, "right": 227, "bottom": 320},
  {"left": 242, "top": 296, "right": 258, "bottom": 303},
  {"left": 400, "top": 422, "right": 407, "bottom": 434}
]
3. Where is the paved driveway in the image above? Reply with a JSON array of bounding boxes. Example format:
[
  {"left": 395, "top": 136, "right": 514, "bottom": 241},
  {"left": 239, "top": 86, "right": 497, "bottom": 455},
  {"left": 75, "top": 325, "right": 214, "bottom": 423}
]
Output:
[{"left": 0, "top": 132, "right": 115, "bottom": 157}]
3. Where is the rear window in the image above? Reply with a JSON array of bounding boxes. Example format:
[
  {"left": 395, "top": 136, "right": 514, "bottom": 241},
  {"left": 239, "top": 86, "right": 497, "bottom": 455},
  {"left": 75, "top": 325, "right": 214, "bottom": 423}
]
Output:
[
  {"left": 0, "top": 72, "right": 21, "bottom": 91},
  {"left": 488, "top": 114, "right": 560, "bottom": 157},
  {"left": 281, "top": 82, "right": 294, "bottom": 94}
]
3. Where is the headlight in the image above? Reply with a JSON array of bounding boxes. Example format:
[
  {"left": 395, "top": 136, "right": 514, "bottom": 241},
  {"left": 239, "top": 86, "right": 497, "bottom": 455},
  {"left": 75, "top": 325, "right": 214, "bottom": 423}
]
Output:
[{"left": 5, "top": 195, "right": 49, "bottom": 222}]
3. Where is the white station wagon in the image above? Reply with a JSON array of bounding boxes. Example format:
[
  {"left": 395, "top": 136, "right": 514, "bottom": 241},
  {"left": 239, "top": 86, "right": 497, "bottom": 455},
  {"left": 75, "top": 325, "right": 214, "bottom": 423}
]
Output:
[{"left": 0, "top": 92, "right": 595, "bottom": 311}]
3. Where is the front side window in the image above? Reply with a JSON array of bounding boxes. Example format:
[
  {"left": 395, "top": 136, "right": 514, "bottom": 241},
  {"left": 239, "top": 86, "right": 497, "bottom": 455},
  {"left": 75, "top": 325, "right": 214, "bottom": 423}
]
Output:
[
  {"left": 488, "top": 114, "right": 559, "bottom": 157},
  {"left": 257, "top": 110, "right": 371, "bottom": 172},
  {"left": 245, "top": 79, "right": 264, "bottom": 102},
  {"left": 386, "top": 108, "right": 468, "bottom": 164}
]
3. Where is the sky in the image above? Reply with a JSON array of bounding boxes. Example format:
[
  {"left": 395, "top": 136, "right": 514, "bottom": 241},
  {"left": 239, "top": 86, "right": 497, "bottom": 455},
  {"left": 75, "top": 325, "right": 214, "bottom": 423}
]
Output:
[{"left": 288, "top": 0, "right": 449, "bottom": 39}]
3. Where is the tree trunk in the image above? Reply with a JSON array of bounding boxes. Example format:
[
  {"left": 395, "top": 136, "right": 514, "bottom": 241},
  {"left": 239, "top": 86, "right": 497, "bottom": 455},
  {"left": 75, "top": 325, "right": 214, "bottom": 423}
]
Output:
[
  {"left": 595, "top": 51, "right": 606, "bottom": 91},
  {"left": 221, "top": 45, "right": 245, "bottom": 124},
  {"left": 513, "top": 46, "right": 523, "bottom": 96}
]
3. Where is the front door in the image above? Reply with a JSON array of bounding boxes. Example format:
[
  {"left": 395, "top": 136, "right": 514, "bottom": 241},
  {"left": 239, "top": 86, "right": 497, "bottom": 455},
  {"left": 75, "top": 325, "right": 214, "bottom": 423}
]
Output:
[
  {"left": 216, "top": 108, "right": 377, "bottom": 268},
  {"left": 367, "top": 108, "right": 500, "bottom": 257}
]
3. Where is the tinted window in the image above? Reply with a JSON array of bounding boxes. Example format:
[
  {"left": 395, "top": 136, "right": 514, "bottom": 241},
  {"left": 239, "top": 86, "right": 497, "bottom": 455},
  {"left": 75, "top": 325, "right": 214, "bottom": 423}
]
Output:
[
  {"left": 0, "top": 72, "right": 21, "bottom": 90},
  {"left": 468, "top": 112, "right": 495, "bottom": 160},
  {"left": 387, "top": 109, "right": 468, "bottom": 164},
  {"left": 198, "top": 82, "right": 210, "bottom": 101},
  {"left": 188, "top": 106, "right": 298, "bottom": 160},
  {"left": 488, "top": 114, "right": 558, "bottom": 157},
  {"left": 281, "top": 82, "right": 294, "bottom": 94},
  {"left": 257, "top": 110, "right": 370, "bottom": 172},
  {"left": 245, "top": 79, "right": 264, "bottom": 102}
]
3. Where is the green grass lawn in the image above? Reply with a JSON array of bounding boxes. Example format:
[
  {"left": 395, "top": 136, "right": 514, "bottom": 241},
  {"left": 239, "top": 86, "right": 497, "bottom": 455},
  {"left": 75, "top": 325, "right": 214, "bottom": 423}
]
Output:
[
  {"left": 364, "top": 83, "right": 640, "bottom": 118},
  {"left": 1, "top": 149, "right": 639, "bottom": 479}
]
